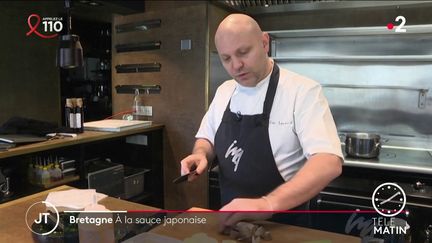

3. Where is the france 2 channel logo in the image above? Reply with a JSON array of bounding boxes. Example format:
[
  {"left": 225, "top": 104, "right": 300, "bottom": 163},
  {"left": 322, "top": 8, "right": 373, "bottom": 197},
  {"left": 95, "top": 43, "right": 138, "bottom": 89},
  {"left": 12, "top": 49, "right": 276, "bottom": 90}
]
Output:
[{"left": 387, "top": 15, "right": 407, "bottom": 33}]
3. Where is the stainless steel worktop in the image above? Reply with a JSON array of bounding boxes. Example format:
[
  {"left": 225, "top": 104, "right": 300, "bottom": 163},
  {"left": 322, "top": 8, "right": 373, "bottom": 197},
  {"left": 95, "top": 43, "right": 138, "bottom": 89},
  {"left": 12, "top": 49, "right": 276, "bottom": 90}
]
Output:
[{"left": 343, "top": 146, "right": 432, "bottom": 174}]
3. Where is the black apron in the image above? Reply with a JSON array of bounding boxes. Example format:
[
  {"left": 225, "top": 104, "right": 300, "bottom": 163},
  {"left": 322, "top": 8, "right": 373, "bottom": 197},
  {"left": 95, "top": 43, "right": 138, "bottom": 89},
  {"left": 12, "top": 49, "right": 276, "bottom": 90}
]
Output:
[
  {"left": 214, "top": 64, "right": 310, "bottom": 226},
  {"left": 214, "top": 64, "right": 284, "bottom": 205}
]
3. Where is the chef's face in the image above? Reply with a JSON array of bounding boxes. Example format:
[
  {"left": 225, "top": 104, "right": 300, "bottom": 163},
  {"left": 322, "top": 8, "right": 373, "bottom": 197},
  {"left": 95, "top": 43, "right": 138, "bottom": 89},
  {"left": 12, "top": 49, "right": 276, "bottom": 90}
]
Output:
[{"left": 216, "top": 31, "right": 271, "bottom": 87}]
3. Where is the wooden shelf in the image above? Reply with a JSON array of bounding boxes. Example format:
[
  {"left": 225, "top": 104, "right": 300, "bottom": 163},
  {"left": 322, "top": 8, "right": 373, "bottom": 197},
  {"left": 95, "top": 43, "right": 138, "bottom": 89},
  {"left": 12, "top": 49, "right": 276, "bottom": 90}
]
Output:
[
  {"left": 0, "top": 124, "right": 164, "bottom": 160},
  {"left": 0, "top": 125, "right": 165, "bottom": 210},
  {"left": 38, "top": 175, "right": 80, "bottom": 189}
]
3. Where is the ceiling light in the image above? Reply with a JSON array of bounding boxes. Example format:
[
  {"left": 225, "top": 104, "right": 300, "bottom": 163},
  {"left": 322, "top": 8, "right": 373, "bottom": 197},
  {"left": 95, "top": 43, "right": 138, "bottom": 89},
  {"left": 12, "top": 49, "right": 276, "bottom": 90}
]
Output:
[{"left": 56, "top": 0, "right": 84, "bottom": 69}]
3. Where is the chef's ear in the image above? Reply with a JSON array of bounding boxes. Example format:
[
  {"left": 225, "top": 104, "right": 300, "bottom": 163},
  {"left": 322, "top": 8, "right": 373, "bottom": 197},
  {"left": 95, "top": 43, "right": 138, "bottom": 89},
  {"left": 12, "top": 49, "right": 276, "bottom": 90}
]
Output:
[{"left": 262, "top": 32, "right": 270, "bottom": 50}]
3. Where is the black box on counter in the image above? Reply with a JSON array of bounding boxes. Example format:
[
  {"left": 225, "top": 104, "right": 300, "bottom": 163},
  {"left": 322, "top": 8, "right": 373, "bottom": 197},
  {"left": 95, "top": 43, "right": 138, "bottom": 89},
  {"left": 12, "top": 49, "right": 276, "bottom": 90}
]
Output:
[
  {"left": 59, "top": 158, "right": 76, "bottom": 171},
  {"left": 62, "top": 168, "right": 76, "bottom": 177},
  {"left": 85, "top": 158, "right": 124, "bottom": 198},
  {"left": 123, "top": 166, "right": 150, "bottom": 199}
]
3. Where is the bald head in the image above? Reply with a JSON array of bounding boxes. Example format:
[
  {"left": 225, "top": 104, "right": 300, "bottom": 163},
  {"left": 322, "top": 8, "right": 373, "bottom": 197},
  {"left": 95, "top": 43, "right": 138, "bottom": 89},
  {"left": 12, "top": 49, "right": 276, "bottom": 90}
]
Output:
[
  {"left": 214, "top": 14, "right": 272, "bottom": 87},
  {"left": 215, "top": 14, "right": 263, "bottom": 46}
]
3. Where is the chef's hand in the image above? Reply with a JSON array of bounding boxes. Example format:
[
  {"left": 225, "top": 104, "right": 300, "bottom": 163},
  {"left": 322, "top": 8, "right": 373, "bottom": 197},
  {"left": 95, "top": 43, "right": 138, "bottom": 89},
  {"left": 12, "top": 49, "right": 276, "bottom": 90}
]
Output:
[
  {"left": 218, "top": 198, "right": 274, "bottom": 232},
  {"left": 180, "top": 153, "right": 208, "bottom": 182}
]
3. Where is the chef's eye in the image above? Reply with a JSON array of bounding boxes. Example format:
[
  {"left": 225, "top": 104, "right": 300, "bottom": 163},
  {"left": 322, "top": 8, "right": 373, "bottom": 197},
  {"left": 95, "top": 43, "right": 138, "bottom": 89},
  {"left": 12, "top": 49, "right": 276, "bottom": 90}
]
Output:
[{"left": 238, "top": 48, "right": 250, "bottom": 56}]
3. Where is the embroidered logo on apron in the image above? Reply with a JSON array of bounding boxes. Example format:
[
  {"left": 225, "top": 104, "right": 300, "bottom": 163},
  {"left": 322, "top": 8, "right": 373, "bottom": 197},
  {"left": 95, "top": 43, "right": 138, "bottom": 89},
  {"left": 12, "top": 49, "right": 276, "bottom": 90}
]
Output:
[{"left": 225, "top": 140, "right": 244, "bottom": 172}]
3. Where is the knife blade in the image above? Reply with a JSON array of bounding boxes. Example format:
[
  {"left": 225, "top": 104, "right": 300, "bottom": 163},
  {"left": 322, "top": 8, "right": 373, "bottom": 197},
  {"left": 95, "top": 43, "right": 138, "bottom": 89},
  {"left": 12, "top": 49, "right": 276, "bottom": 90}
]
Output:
[{"left": 172, "top": 170, "right": 197, "bottom": 184}]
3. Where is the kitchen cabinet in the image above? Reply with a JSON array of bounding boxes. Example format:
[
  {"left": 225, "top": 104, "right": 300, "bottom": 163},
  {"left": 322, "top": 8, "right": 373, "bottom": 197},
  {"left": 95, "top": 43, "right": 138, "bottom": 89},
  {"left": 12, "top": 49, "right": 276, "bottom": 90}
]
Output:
[{"left": 0, "top": 125, "right": 164, "bottom": 208}]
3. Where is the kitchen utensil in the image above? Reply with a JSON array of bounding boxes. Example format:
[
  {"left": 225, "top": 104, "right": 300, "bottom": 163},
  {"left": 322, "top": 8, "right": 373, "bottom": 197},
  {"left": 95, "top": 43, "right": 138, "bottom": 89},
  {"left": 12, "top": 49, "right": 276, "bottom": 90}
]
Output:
[
  {"left": 172, "top": 170, "right": 197, "bottom": 184},
  {"left": 345, "top": 132, "right": 381, "bottom": 158}
]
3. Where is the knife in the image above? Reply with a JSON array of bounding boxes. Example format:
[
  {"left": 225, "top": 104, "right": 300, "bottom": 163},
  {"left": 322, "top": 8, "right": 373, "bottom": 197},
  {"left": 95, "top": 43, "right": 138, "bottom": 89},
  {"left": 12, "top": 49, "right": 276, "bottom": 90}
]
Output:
[{"left": 173, "top": 166, "right": 197, "bottom": 184}]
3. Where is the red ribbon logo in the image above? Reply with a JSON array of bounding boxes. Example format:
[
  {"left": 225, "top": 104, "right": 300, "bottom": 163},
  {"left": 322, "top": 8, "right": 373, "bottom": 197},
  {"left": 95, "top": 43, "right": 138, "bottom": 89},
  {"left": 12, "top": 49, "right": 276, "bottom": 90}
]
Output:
[{"left": 26, "top": 14, "right": 58, "bottom": 39}]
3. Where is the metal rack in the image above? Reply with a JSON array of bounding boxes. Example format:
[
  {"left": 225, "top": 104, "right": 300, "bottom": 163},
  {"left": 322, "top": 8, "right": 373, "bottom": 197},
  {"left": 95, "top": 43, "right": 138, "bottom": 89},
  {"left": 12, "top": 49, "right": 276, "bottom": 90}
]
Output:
[
  {"left": 115, "top": 85, "right": 161, "bottom": 94},
  {"left": 322, "top": 84, "right": 429, "bottom": 109},
  {"left": 115, "top": 63, "right": 161, "bottom": 73},
  {"left": 268, "top": 24, "right": 432, "bottom": 38},
  {"left": 115, "top": 19, "right": 161, "bottom": 33},
  {"left": 273, "top": 55, "right": 432, "bottom": 62},
  {"left": 115, "top": 41, "right": 161, "bottom": 53},
  {"left": 268, "top": 24, "right": 432, "bottom": 62}
]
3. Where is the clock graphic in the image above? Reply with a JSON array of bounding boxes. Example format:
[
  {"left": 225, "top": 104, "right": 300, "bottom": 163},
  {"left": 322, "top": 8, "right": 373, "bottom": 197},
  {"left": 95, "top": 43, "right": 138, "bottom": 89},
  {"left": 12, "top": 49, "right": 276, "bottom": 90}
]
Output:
[{"left": 372, "top": 182, "right": 406, "bottom": 217}]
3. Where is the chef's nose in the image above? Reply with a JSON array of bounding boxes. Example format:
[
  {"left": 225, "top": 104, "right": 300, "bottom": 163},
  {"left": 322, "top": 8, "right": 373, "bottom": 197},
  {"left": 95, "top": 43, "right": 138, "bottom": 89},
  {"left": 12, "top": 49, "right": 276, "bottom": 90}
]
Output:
[{"left": 231, "top": 57, "right": 243, "bottom": 71}]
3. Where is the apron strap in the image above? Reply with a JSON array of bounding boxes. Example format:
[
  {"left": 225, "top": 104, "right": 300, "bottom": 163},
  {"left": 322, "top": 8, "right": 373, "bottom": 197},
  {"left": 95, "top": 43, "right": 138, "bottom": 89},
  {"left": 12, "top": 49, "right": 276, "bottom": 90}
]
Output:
[
  {"left": 263, "top": 64, "right": 280, "bottom": 120},
  {"left": 222, "top": 63, "right": 280, "bottom": 124}
]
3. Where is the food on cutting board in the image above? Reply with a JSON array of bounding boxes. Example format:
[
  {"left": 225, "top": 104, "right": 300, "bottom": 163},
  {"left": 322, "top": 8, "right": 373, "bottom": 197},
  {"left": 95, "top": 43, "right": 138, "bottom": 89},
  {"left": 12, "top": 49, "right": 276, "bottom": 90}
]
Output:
[
  {"left": 183, "top": 232, "right": 218, "bottom": 243},
  {"left": 222, "top": 222, "right": 272, "bottom": 243}
]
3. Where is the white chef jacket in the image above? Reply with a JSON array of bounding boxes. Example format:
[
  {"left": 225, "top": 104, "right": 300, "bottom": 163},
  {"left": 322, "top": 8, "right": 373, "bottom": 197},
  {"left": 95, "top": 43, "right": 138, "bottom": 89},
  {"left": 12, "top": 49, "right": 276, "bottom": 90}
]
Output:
[{"left": 196, "top": 66, "right": 343, "bottom": 180}]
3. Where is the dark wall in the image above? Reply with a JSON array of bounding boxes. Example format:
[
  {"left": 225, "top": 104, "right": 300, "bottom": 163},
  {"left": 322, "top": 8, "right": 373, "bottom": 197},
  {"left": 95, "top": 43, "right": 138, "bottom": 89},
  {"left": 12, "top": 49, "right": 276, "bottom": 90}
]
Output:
[
  {"left": 0, "top": 1, "right": 63, "bottom": 125},
  {"left": 113, "top": 1, "right": 208, "bottom": 209},
  {"left": 0, "top": 0, "right": 136, "bottom": 127}
]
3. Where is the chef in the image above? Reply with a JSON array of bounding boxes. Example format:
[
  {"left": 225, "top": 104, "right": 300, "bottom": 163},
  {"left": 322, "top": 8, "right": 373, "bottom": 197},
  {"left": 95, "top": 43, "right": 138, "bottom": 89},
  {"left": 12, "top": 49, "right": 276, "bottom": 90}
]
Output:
[{"left": 180, "top": 13, "right": 343, "bottom": 229}]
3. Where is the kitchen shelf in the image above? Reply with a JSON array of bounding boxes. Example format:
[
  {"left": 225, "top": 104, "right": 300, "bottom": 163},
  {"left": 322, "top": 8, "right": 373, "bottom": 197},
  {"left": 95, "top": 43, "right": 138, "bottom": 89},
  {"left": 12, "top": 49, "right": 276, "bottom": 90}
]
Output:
[
  {"left": 115, "top": 41, "right": 161, "bottom": 53},
  {"left": 115, "top": 63, "right": 161, "bottom": 73},
  {"left": 39, "top": 175, "right": 80, "bottom": 189},
  {"left": 91, "top": 69, "right": 111, "bottom": 74},
  {"left": 237, "top": 1, "right": 432, "bottom": 15},
  {"left": 268, "top": 24, "right": 432, "bottom": 38},
  {"left": 268, "top": 24, "right": 432, "bottom": 63},
  {"left": 322, "top": 84, "right": 428, "bottom": 92},
  {"left": 0, "top": 126, "right": 165, "bottom": 208},
  {"left": 272, "top": 55, "right": 432, "bottom": 62},
  {"left": 324, "top": 84, "right": 428, "bottom": 108},
  {"left": 115, "top": 19, "right": 161, "bottom": 33},
  {"left": 342, "top": 146, "right": 432, "bottom": 175},
  {"left": 115, "top": 85, "right": 161, "bottom": 94}
]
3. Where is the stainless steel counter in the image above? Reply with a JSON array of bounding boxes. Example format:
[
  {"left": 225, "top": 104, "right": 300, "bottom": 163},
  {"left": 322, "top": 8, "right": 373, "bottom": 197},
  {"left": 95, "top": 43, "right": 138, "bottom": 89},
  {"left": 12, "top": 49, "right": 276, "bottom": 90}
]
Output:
[{"left": 343, "top": 146, "right": 432, "bottom": 174}]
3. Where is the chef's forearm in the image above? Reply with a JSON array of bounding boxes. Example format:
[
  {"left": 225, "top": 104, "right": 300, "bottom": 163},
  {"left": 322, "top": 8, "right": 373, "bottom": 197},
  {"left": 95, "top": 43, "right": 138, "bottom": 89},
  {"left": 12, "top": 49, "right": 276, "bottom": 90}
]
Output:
[
  {"left": 192, "top": 138, "right": 215, "bottom": 162},
  {"left": 265, "top": 153, "right": 342, "bottom": 211}
]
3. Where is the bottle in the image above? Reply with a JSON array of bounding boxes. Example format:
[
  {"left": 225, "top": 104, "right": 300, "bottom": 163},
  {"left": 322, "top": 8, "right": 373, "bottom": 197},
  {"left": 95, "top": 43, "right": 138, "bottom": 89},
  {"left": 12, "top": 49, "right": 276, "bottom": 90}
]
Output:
[
  {"left": 40, "top": 160, "right": 50, "bottom": 186},
  {"left": 132, "top": 89, "right": 141, "bottom": 120},
  {"left": 35, "top": 157, "right": 42, "bottom": 185},
  {"left": 48, "top": 157, "right": 56, "bottom": 182},
  {"left": 71, "top": 98, "right": 77, "bottom": 132},
  {"left": 27, "top": 163, "right": 34, "bottom": 184},
  {"left": 75, "top": 98, "right": 84, "bottom": 133},
  {"left": 53, "top": 162, "right": 63, "bottom": 181},
  {"left": 65, "top": 98, "right": 74, "bottom": 129}
]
